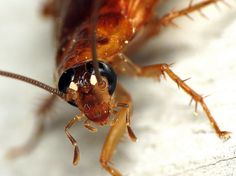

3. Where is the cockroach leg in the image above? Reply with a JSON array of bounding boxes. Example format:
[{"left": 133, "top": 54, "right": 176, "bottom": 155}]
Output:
[
  {"left": 159, "top": 0, "right": 225, "bottom": 26},
  {"left": 84, "top": 119, "right": 97, "bottom": 133},
  {"left": 140, "top": 64, "right": 231, "bottom": 140},
  {"left": 116, "top": 103, "right": 137, "bottom": 142},
  {"left": 6, "top": 95, "right": 56, "bottom": 159},
  {"left": 100, "top": 84, "right": 134, "bottom": 176},
  {"left": 64, "top": 115, "right": 83, "bottom": 166},
  {"left": 126, "top": 0, "right": 226, "bottom": 54},
  {"left": 112, "top": 54, "right": 231, "bottom": 140},
  {"left": 111, "top": 54, "right": 141, "bottom": 76}
]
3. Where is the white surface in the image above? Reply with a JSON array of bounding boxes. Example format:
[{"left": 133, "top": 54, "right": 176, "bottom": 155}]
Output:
[{"left": 0, "top": 1, "right": 236, "bottom": 176}]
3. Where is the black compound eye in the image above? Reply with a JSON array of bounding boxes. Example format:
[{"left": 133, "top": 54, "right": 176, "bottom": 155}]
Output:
[
  {"left": 58, "top": 68, "right": 78, "bottom": 107},
  {"left": 86, "top": 61, "right": 117, "bottom": 95},
  {"left": 58, "top": 68, "right": 75, "bottom": 93}
]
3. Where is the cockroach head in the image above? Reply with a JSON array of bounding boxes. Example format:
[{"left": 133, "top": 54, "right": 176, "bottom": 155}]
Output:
[{"left": 58, "top": 61, "right": 117, "bottom": 124}]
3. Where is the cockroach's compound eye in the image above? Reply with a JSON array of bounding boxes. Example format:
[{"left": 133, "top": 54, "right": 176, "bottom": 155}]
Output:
[
  {"left": 58, "top": 68, "right": 75, "bottom": 93},
  {"left": 58, "top": 68, "right": 79, "bottom": 107},
  {"left": 85, "top": 61, "right": 117, "bottom": 95}
]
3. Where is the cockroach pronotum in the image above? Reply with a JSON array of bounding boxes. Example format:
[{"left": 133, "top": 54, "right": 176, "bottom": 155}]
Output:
[{"left": 0, "top": 0, "right": 234, "bottom": 175}]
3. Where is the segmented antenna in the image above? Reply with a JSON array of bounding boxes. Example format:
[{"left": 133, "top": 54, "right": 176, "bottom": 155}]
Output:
[
  {"left": 0, "top": 70, "right": 64, "bottom": 99},
  {"left": 90, "top": 0, "right": 104, "bottom": 83}
]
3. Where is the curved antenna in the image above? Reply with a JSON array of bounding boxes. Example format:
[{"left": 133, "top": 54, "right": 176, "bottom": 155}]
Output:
[
  {"left": 90, "top": 0, "right": 104, "bottom": 83},
  {"left": 0, "top": 70, "right": 65, "bottom": 99}
]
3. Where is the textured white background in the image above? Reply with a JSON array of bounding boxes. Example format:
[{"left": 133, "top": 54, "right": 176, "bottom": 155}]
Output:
[{"left": 0, "top": 1, "right": 236, "bottom": 176}]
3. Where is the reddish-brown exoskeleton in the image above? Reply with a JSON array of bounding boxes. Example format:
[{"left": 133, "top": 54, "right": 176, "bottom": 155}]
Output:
[{"left": 0, "top": 0, "right": 231, "bottom": 176}]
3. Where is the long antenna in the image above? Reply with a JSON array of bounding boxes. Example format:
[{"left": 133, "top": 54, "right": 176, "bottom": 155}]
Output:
[
  {"left": 0, "top": 70, "right": 65, "bottom": 99},
  {"left": 90, "top": 0, "right": 104, "bottom": 83}
]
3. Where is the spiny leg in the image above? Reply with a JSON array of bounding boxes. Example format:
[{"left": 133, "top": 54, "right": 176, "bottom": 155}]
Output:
[
  {"left": 159, "top": 0, "right": 227, "bottom": 26},
  {"left": 140, "top": 64, "right": 230, "bottom": 139},
  {"left": 111, "top": 54, "right": 230, "bottom": 140},
  {"left": 65, "top": 115, "right": 83, "bottom": 166},
  {"left": 100, "top": 84, "right": 135, "bottom": 176},
  {"left": 6, "top": 95, "right": 57, "bottom": 159},
  {"left": 125, "top": 0, "right": 228, "bottom": 54}
]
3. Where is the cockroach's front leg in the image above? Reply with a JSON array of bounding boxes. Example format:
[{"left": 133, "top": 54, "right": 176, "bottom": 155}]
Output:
[
  {"left": 112, "top": 54, "right": 230, "bottom": 140},
  {"left": 65, "top": 115, "right": 83, "bottom": 166},
  {"left": 100, "top": 84, "right": 136, "bottom": 176},
  {"left": 6, "top": 95, "right": 57, "bottom": 159}
]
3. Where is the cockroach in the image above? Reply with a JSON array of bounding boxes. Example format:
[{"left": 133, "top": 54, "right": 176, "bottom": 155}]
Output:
[{"left": 0, "top": 0, "right": 232, "bottom": 176}]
